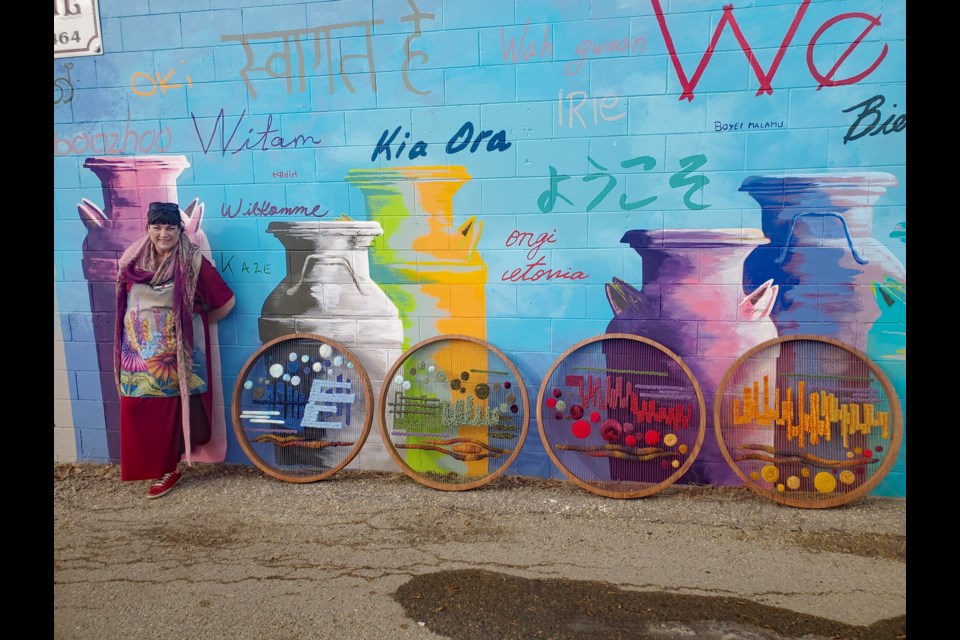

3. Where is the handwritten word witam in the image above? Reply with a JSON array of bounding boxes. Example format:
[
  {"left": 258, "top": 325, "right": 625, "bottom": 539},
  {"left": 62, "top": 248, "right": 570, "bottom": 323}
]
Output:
[{"left": 191, "top": 109, "right": 322, "bottom": 156}]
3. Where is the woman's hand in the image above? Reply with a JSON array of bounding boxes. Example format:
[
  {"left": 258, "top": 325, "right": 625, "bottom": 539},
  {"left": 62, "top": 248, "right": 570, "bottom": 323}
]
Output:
[{"left": 206, "top": 296, "right": 236, "bottom": 323}]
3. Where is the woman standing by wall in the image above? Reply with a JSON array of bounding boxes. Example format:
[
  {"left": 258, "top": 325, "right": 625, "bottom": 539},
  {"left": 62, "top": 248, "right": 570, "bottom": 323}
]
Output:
[{"left": 114, "top": 202, "right": 235, "bottom": 498}]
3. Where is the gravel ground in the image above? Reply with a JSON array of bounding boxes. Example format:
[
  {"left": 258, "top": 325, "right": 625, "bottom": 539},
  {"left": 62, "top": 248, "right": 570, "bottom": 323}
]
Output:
[{"left": 54, "top": 462, "right": 906, "bottom": 639}]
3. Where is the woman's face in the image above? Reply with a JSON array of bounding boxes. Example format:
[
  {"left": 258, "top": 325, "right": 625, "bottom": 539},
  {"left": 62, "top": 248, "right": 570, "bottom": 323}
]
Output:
[{"left": 147, "top": 223, "right": 181, "bottom": 257}]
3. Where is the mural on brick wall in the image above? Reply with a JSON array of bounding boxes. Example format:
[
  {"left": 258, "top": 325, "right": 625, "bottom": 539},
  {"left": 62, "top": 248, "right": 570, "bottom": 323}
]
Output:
[{"left": 53, "top": 0, "right": 906, "bottom": 496}]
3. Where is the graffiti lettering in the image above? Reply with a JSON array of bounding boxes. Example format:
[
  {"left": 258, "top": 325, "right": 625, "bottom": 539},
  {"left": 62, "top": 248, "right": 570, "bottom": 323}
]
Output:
[
  {"left": 370, "top": 122, "right": 512, "bottom": 162},
  {"left": 220, "top": 5, "right": 435, "bottom": 100},
  {"left": 54, "top": 62, "right": 75, "bottom": 105},
  {"left": 219, "top": 252, "right": 271, "bottom": 276},
  {"left": 567, "top": 36, "right": 646, "bottom": 76},
  {"left": 220, "top": 198, "right": 329, "bottom": 219},
  {"left": 191, "top": 109, "right": 322, "bottom": 156},
  {"left": 501, "top": 229, "right": 588, "bottom": 282},
  {"left": 841, "top": 95, "right": 905, "bottom": 145},
  {"left": 221, "top": 21, "right": 382, "bottom": 99},
  {"left": 54, "top": 112, "right": 171, "bottom": 157},
  {"left": 505, "top": 228, "right": 556, "bottom": 261},
  {"left": 557, "top": 90, "right": 625, "bottom": 128},
  {"left": 445, "top": 121, "right": 512, "bottom": 154},
  {"left": 500, "top": 22, "right": 553, "bottom": 63},
  {"left": 652, "top": 0, "right": 888, "bottom": 101},
  {"left": 538, "top": 155, "right": 711, "bottom": 213},
  {"left": 131, "top": 62, "right": 193, "bottom": 97},
  {"left": 400, "top": 0, "right": 435, "bottom": 95},
  {"left": 714, "top": 120, "right": 785, "bottom": 132},
  {"left": 370, "top": 127, "right": 429, "bottom": 161},
  {"left": 714, "top": 121, "right": 743, "bottom": 132},
  {"left": 500, "top": 22, "right": 644, "bottom": 77},
  {"left": 501, "top": 256, "right": 589, "bottom": 283}
]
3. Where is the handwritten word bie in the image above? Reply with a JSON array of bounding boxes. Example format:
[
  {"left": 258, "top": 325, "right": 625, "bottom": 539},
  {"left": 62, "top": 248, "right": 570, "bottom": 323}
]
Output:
[{"left": 841, "top": 95, "right": 905, "bottom": 144}]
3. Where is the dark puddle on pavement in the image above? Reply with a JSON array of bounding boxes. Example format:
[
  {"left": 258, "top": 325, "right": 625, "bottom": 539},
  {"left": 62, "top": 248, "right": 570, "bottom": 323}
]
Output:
[{"left": 394, "top": 569, "right": 905, "bottom": 640}]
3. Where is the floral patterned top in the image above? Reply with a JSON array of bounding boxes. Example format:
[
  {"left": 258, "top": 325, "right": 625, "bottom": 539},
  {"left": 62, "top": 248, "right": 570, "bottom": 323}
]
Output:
[{"left": 119, "top": 258, "right": 232, "bottom": 398}]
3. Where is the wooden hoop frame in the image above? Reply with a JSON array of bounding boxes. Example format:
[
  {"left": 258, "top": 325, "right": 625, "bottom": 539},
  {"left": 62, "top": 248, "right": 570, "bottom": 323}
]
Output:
[
  {"left": 537, "top": 333, "right": 706, "bottom": 499},
  {"left": 714, "top": 334, "right": 903, "bottom": 508},
  {"left": 377, "top": 334, "right": 530, "bottom": 491},
  {"left": 231, "top": 333, "right": 374, "bottom": 483}
]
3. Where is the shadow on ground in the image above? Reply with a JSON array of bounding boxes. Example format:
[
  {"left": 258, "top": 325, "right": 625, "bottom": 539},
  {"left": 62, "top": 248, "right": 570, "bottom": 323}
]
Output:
[{"left": 395, "top": 569, "right": 906, "bottom": 640}]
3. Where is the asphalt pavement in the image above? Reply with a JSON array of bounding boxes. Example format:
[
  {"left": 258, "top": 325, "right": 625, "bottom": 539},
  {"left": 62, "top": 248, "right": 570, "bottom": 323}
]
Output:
[{"left": 53, "top": 463, "right": 906, "bottom": 640}]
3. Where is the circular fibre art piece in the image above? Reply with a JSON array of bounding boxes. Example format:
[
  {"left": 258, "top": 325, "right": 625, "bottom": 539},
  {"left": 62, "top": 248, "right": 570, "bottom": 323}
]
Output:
[
  {"left": 537, "top": 334, "right": 706, "bottom": 499},
  {"left": 378, "top": 335, "right": 529, "bottom": 491},
  {"left": 232, "top": 334, "right": 372, "bottom": 483},
  {"left": 714, "top": 335, "right": 903, "bottom": 508}
]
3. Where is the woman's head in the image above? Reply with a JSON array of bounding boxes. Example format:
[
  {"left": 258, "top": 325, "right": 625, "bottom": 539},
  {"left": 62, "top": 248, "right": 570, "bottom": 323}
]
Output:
[{"left": 146, "top": 202, "right": 183, "bottom": 257}]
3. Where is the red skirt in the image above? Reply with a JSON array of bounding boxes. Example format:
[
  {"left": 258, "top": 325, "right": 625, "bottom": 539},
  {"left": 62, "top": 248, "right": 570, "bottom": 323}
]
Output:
[{"left": 119, "top": 396, "right": 183, "bottom": 481}]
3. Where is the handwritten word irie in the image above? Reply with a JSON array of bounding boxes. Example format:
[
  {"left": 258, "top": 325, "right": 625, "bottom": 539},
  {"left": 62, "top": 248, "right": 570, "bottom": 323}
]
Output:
[
  {"left": 220, "top": 198, "right": 329, "bottom": 219},
  {"left": 191, "top": 109, "right": 322, "bottom": 156},
  {"left": 370, "top": 121, "right": 511, "bottom": 162}
]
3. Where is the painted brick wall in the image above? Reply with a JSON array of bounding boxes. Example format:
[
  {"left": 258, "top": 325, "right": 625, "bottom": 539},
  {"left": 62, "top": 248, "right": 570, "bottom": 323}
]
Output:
[{"left": 54, "top": 0, "right": 907, "bottom": 498}]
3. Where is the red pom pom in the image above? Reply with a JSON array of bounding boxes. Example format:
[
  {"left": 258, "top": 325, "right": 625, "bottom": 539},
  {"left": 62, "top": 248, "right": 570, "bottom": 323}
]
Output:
[
  {"left": 862, "top": 449, "right": 873, "bottom": 459},
  {"left": 600, "top": 419, "right": 622, "bottom": 442},
  {"left": 624, "top": 435, "right": 637, "bottom": 447},
  {"left": 644, "top": 430, "right": 660, "bottom": 446},
  {"left": 570, "top": 405, "right": 584, "bottom": 419},
  {"left": 589, "top": 411, "right": 601, "bottom": 423},
  {"left": 553, "top": 388, "right": 562, "bottom": 398},
  {"left": 554, "top": 411, "right": 563, "bottom": 420},
  {"left": 572, "top": 420, "right": 591, "bottom": 439},
  {"left": 546, "top": 398, "right": 556, "bottom": 409}
]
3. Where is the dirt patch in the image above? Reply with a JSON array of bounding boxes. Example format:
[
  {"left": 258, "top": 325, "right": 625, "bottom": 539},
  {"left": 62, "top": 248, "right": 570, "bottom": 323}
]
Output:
[
  {"left": 791, "top": 530, "right": 905, "bottom": 562},
  {"left": 395, "top": 569, "right": 907, "bottom": 640}
]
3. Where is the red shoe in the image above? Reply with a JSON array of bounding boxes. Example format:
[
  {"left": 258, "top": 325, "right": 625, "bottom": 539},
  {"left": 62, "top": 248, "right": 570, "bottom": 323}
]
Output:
[{"left": 147, "top": 471, "right": 182, "bottom": 499}]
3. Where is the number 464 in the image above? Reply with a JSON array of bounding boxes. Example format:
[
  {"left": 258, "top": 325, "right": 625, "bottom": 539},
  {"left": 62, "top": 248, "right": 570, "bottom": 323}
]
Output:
[{"left": 55, "top": 31, "right": 81, "bottom": 45}]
